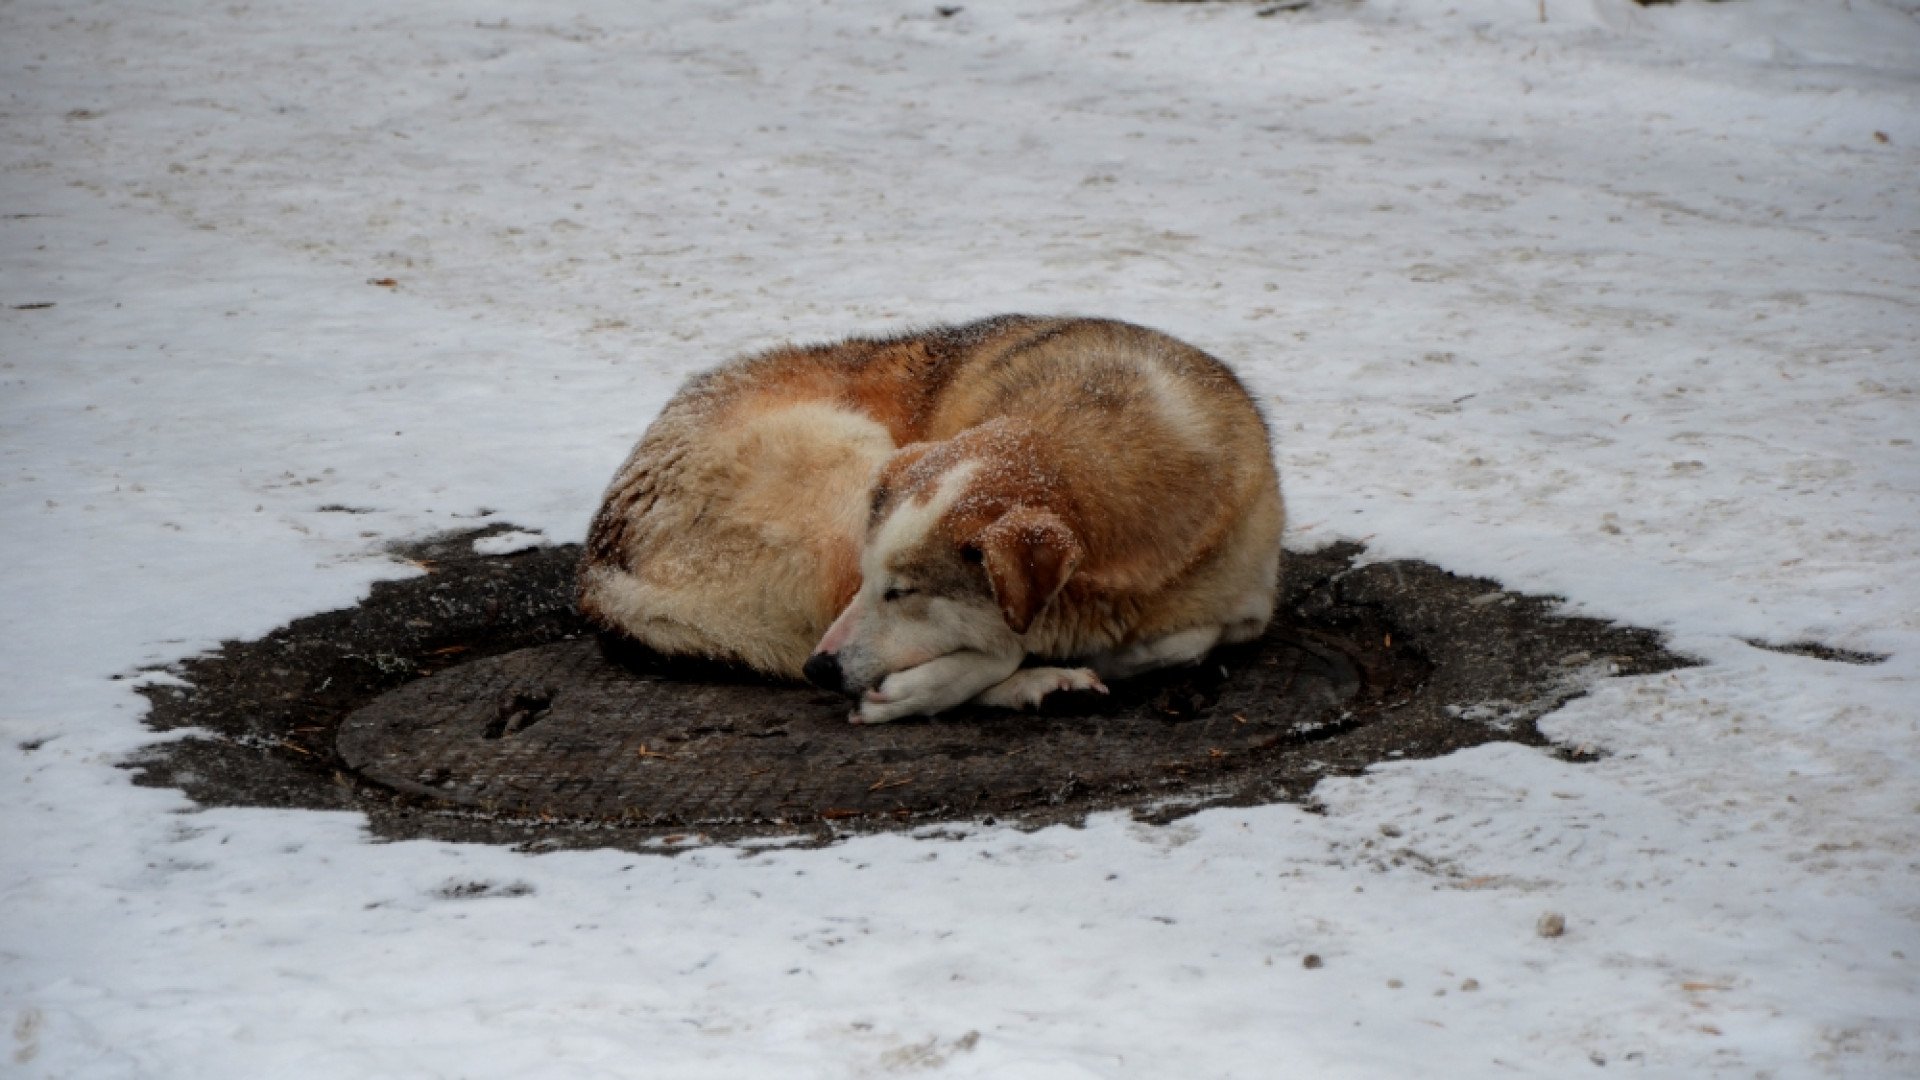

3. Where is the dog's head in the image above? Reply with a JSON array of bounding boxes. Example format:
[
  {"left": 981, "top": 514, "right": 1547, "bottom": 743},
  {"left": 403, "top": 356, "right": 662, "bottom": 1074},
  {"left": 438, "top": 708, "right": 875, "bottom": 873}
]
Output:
[{"left": 804, "top": 428, "right": 1084, "bottom": 699}]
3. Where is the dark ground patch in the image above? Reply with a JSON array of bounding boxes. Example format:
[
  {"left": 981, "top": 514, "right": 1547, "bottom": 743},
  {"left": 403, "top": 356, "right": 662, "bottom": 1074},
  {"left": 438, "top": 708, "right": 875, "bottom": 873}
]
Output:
[
  {"left": 1741, "top": 638, "right": 1888, "bottom": 666},
  {"left": 129, "top": 528, "right": 1693, "bottom": 852}
]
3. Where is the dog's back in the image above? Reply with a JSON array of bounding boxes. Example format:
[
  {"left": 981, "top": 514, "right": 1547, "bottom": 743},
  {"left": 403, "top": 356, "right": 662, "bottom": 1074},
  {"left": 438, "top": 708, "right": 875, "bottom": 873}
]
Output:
[
  {"left": 579, "top": 316, "right": 1281, "bottom": 680},
  {"left": 907, "top": 319, "right": 1281, "bottom": 662}
]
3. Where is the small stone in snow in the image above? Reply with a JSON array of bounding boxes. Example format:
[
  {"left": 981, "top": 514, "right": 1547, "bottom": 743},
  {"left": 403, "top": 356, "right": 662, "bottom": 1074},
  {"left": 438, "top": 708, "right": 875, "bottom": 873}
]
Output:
[
  {"left": 1460, "top": 978, "right": 1480, "bottom": 992},
  {"left": 1302, "top": 954, "right": 1323, "bottom": 970},
  {"left": 1537, "top": 912, "right": 1567, "bottom": 938}
]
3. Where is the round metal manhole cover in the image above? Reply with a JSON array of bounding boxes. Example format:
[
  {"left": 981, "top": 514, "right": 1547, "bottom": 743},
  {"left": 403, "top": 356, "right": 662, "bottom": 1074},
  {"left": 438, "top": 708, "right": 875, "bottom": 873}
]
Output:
[{"left": 336, "top": 630, "right": 1386, "bottom": 828}]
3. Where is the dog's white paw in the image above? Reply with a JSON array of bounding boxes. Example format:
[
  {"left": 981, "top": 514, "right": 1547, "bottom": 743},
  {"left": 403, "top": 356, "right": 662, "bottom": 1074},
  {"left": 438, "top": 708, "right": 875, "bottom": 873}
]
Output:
[
  {"left": 856, "top": 664, "right": 1106, "bottom": 720},
  {"left": 974, "top": 666, "right": 1108, "bottom": 711},
  {"left": 850, "top": 650, "right": 1025, "bottom": 724},
  {"left": 852, "top": 689, "right": 913, "bottom": 726}
]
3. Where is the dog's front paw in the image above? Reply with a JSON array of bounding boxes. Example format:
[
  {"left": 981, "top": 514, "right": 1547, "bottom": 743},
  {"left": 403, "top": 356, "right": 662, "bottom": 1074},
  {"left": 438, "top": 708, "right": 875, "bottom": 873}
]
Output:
[
  {"left": 852, "top": 689, "right": 914, "bottom": 726},
  {"left": 848, "top": 651, "right": 1026, "bottom": 724},
  {"left": 974, "top": 666, "right": 1108, "bottom": 711}
]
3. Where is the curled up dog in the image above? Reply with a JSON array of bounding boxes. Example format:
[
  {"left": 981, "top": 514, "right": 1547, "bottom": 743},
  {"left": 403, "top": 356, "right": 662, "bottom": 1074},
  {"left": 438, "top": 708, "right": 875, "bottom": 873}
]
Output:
[{"left": 579, "top": 315, "right": 1284, "bottom": 724}]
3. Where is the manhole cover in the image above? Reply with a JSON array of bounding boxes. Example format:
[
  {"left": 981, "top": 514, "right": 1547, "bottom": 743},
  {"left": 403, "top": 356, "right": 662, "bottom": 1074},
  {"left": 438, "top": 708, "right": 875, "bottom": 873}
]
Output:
[
  {"left": 130, "top": 530, "right": 1697, "bottom": 852},
  {"left": 336, "top": 629, "right": 1380, "bottom": 827}
]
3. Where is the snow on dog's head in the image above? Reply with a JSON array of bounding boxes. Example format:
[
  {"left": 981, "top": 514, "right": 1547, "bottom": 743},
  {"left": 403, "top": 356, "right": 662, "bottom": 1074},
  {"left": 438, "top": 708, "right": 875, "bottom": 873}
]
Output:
[{"left": 805, "top": 424, "right": 1084, "bottom": 705}]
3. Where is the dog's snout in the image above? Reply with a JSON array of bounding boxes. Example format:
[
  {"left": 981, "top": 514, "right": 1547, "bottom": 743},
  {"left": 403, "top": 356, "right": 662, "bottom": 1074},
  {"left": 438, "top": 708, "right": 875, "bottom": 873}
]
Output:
[{"left": 803, "top": 651, "right": 846, "bottom": 694}]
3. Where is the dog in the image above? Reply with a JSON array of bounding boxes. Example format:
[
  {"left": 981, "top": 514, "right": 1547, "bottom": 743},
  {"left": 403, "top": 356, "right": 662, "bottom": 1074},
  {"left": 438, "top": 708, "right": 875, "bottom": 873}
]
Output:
[{"left": 579, "top": 315, "right": 1284, "bottom": 724}]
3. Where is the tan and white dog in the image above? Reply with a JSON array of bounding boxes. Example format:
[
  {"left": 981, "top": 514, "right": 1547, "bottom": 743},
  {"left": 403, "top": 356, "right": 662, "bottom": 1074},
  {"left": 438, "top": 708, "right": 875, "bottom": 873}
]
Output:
[{"left": 579, "top": 315, "right": 1283, "bottom": 724}]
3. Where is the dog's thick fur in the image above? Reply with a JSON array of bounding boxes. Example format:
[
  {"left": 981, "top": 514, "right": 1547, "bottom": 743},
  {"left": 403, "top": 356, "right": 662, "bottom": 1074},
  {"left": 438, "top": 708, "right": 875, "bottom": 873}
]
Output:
[{"left": 580, "top": 315, "right": 1283, "bottom": 723}]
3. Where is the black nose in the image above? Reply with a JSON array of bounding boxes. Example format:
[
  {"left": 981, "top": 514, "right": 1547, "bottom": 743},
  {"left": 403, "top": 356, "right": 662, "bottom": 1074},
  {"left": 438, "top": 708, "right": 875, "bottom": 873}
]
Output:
[{"left": 803, "top": 651, "right": 845, "bottom": 694}]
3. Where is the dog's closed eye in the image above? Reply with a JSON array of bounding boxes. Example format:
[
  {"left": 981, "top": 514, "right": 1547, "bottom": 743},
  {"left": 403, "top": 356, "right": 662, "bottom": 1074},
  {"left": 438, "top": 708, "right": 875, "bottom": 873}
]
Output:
[{"left": 882, "top": 586, "right": 916, "bottom": 602}]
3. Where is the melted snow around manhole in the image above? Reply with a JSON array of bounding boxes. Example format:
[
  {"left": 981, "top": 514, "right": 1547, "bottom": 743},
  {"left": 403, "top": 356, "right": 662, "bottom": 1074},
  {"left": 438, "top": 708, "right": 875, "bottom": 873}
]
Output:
[{"left": 130, "top": 529, "right": 1693, "bottom": 852}]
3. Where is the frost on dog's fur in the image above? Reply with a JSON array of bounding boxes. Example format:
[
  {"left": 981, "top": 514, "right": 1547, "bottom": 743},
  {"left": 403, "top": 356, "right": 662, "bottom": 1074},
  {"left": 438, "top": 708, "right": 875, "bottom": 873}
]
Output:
[{"left": 579, "top": 315, "right": 1284, "bottom": 722}]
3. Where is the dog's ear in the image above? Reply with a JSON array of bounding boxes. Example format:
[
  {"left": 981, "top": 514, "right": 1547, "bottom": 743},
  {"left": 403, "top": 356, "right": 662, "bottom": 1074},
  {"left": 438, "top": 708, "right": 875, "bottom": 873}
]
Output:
[{"left": 969, "top": 507, "right": 1084, "bottom": 634}]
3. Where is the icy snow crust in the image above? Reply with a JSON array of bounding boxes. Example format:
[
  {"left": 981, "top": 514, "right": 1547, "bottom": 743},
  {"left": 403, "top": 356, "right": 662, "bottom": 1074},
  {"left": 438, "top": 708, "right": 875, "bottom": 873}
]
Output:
[{"left": 2, "top": 0, "right": 1916, "bottom": 1076}]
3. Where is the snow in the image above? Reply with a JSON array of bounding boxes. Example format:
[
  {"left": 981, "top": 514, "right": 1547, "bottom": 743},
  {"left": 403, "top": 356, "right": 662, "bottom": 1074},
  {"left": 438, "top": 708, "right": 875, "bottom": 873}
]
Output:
[
  {"left": 472, "top": 529, "right": 552, "bottom": 556},
  {"left": 3, "top": 0, "right": 1917, "bottom": 1075}
]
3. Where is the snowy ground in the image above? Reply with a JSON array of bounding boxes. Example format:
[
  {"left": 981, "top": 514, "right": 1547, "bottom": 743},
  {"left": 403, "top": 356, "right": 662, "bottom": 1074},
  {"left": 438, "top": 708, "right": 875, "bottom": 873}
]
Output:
[{"left": 4, "top": 0, "right": 1917, "bottom": 1075}]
